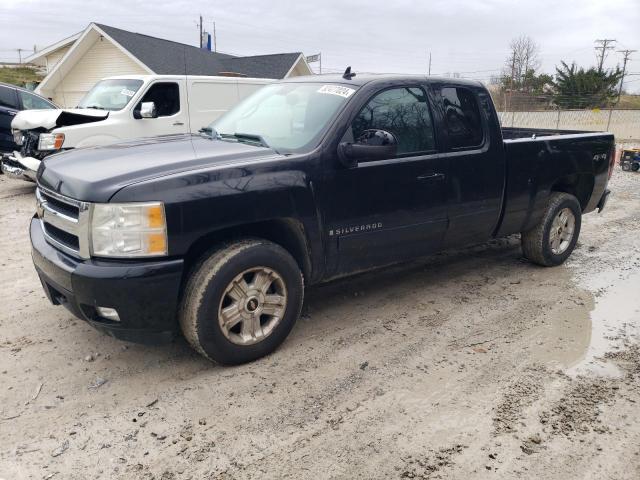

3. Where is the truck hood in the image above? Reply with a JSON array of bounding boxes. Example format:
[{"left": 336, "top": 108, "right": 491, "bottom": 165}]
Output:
[
  {"left": 12, "top": 108, "right": 109, "bottom": 131},
  {"left": 37, "top": 134, "right": 282, "bottom": 202}
]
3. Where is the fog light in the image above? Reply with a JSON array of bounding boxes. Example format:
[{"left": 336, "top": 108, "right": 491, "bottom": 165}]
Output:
[{"left": 96, "top": 306, "right": 120, "bottom": 322}]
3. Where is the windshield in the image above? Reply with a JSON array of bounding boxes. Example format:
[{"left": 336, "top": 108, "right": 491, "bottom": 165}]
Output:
[
  {"left": 77, "top": 79, "right": 144, "bottom": 111},
  {"left": 209, "top": 82, "right": 357, "bottom": 153}
]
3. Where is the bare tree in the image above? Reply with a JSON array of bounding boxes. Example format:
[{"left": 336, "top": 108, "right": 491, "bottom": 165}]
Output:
[{"left": 503, "top": 36, "right": 541, "bottom": 91}]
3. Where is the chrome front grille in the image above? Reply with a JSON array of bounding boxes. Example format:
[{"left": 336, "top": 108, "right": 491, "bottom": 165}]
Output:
[{"left": 36, "top": 187, "right": 91, "bottom": 259}]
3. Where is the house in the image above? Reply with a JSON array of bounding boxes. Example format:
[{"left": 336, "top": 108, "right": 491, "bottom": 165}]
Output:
[{"left": 26, "top": 23, "right": 312, "bottom": 107}]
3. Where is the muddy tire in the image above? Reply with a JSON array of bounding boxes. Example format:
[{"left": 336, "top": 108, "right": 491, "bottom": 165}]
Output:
[
  {"left": 521, "top": 192, "right": 582, "bottom": 267},
  {"left": 179, "top": 239, "right": 304, "bottom": 364}
]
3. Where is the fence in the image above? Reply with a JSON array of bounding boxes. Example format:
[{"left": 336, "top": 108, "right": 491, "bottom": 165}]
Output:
[{"left": 497, "top": 109, "right": 640, "bottom": 141}]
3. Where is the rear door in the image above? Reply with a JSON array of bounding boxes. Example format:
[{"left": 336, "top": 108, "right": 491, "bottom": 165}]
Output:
[
  {"left": 0, "top": 85, "right": 19, "bottom": 152},
  {"left": 322, "top": 84, "right": 449, "bottom": 275},
  {"left": 129, "top": 81, "right": 190, "bottom": 138},
  {"left": 437, "top": 85, "right": 505, "bottom": 246}
]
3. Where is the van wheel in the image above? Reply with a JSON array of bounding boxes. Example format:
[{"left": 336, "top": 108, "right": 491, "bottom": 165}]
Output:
[
  {"left": 521, "top": 192, "right": 582, "bottom": 267},
  {"left": 179, "top": 239, "right": 304, "bottom": 364}
]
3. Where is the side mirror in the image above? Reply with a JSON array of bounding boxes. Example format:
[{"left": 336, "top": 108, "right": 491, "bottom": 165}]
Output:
[
  {"left": 140, "top": 101, "right": 157, "bottom": 118},
  {"left": 134, "top": 101, "right": 157, "bottom": 119},
  {"left": 338, "top": 129, "right": 397, "bottom": 167}
]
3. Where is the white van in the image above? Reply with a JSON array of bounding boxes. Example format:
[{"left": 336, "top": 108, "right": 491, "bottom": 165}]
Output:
[{"left": 3, "top": 74, "right": 272, "bottom": 181}]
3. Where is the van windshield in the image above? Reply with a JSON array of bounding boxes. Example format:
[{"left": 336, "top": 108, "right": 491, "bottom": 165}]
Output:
[
  {"left": 209, "top": 82, "right": 357, "bottom": 153},
  {"left": 77, "top": 79, "right": 144, "bottom": 111}
]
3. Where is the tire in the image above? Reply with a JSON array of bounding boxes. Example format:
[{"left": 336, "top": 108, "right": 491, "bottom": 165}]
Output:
[
  {"left": 632, "top": 162, "right": 640, "bottom": 172},
  {"left": 179, "top": 239, "right": 304, "bottom": 364},
  {"left": 521, "top": 192, "right": 582, "bottom": 267}
]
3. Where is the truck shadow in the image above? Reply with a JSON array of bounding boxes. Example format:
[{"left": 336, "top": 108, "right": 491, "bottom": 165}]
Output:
[{"left": 95, "top": 235, "right": 534, "bottom": 379}]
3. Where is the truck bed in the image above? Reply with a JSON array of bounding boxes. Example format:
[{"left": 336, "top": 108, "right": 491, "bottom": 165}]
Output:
[
  {"left": 501, "top": 126, "right": 590, "bottom": 140},
  {"left": 497, "top": 129, "right": 614, "bottom": 238}
]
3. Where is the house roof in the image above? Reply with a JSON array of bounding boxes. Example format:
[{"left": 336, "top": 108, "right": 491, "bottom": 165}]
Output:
[
  {"left": 24, "top": 31, "right": 81, "bottom": 64},
  {"left": 95, "top": 23, "right": 303, "bottom": 79}
]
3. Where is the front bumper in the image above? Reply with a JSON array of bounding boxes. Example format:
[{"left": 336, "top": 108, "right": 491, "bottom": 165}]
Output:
[
  {"left": 1, "top": 151, "right": 38, "bottom": 182},
  {"left": 30, "top": 217, "right": 184, "bottom": 344}
]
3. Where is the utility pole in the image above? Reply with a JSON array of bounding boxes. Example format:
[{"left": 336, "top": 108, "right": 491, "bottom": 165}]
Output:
[
  {"left": 506, "top": 49, "right": 516, "bottom": 113},
  {"left": 617, "top": 49, "right": 637, "bottom": 100},
  {"left": 595, "top": 39, "right": 616, "bottom": 72},
  {"left": 198, "top": 15, "right": 203, "bottom": 48},
  {"left": 428, "top": 52, "right": 431, "bottom": 75},
  {"left": 213, "top": 21, "right": 217, "bottom": 52}
]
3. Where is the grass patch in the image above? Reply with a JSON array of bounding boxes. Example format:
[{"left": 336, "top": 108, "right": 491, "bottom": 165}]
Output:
[
  {"left": 618, "top": 95, "right": 640, "bottom": 109},
  {"left": 0, "top": 67, "right": 44, "bottom": 88}
]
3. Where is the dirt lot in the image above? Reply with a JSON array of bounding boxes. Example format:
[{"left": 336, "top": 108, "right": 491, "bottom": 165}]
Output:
[{"left": 1, "top": 171, "right": 639, "bottom": 480}]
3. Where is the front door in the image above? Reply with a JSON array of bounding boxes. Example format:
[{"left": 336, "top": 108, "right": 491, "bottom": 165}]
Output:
[
  {"left": 129, "top": 82, "right": 190, "bottom": 138},
  {"left": 322, "top": 85, "right": 449, "bottom": 275}
]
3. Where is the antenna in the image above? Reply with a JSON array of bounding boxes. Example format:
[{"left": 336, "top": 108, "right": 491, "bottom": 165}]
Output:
[{"left": 342, "top": 66, "right": 356, "bottom": 80}]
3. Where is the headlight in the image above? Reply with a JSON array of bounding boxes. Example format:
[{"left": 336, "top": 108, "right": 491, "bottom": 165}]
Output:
[
  {"left": 38, "top": 133, "right": 65, "bottom": 151},
  {"left": 13, "top": 130, "right": 23, "bottom": 146},
  {"left": 90, "top": 202, "right": 167, "bottom": 258}
]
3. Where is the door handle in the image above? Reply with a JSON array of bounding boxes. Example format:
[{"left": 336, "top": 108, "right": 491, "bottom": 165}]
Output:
[
  {"left": 8, "top": 111, "right": 16, "bottom": 116},
  {"left": 173, "top": 121, "right": 184, "bottom": 126},
  {"left": 417, "top": 172, "right": 445, "bottom": 181}
]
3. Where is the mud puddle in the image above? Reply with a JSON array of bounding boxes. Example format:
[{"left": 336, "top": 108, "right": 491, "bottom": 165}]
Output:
[{"left": 566, "top": 269, "right": 640, "bottom": 377}]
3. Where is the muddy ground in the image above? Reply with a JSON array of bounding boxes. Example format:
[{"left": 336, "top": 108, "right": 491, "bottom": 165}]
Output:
[{"left": 0, "top": 170, "right": 639, "bottom": 480}]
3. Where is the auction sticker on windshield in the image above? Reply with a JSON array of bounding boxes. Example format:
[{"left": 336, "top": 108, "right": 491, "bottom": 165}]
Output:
[
  {"left": 120, "top": 88, "right": 136, "bottom": 97},
  {"left": 317, "top": 85, "right": 355, "bottom": 98}
]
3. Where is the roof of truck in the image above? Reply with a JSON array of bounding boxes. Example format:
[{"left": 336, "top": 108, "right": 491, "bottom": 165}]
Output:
[{"left": 283, "top": 73, "right": 485, "bottom": 88}]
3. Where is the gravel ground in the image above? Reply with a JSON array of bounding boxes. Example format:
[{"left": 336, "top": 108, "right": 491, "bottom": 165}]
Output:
[{"left": 0, "top": 170, "right": 639, "bottom": 480}]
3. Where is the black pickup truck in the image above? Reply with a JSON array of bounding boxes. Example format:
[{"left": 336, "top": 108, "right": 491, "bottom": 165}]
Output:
[{"left": 31, "top": 72, "right": 614, "bottom": 364}]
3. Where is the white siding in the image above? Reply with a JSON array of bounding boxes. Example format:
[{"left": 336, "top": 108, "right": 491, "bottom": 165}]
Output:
[
  {"left": 286, "top": 58, "right": 311, "bottom": 78},
  {"left": 45, "top": 45, "right": 71, "bottom": 73},
  {"left": 52, "top": 38, "right": 147, "bottom": 107}
]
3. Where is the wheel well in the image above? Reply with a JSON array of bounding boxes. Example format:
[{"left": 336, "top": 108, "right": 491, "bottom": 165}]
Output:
[
  {"left": 550, "top": 174, "right": 593, "bottom": 211},
  {"left": 182, "top": 218, "right": 312, "bottom": 281}
]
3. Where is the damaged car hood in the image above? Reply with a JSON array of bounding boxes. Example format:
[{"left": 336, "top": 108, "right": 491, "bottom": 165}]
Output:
[{"left": 11, "top": 108, "right": 109, "bottom": 131}]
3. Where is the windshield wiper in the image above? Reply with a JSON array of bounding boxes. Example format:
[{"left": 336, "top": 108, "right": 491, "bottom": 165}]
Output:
[
  {"left": 209, "top": 131, "right": 278, "bottom": 153},
  {"left": 84, "top": 105, "right": 106, "bottom": 110},
  {"left": 198, "top": 126, "right": 214, "bottom": 137},
  {"left": 233, "top": 132, "right": 271, "bottom": 150}
]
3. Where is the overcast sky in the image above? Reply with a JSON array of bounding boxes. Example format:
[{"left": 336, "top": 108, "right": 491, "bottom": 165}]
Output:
[{"left": 1, "top": 0, "right": 639, "bottom": 91}]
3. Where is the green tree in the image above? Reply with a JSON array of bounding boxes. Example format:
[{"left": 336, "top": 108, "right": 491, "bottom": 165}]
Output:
[
  {"left": 522, "top": 70, "right": 553, "bottom": 94},
  {"left": 553, "top": 61, "right": 623, "bottom": 108}
]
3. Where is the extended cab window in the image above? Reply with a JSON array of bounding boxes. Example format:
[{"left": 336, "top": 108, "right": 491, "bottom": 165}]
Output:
[
  {"left": 137, "top": 82, "right": 180, "bottom": 117},
  {"left": 442, "top": 87, "right": 483, "bottom": 149},
  {"left": 350, "top": 87, "right": 435, "bottom": 156},
  {"left": 0, "top": 86, "right": 18, "bottom": 109}
]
